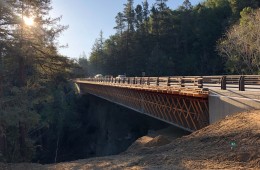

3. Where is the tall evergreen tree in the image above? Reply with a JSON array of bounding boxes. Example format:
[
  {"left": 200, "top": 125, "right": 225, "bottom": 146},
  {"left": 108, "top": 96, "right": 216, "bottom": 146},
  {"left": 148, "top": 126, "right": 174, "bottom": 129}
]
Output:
[
  {"left": 156, "top": 0, "right": 168, "bottom": 12},
  {"left": 123, "top": 0, "right": 135, "bottom": 32},
  {"left": 89, "top": 30, "right": 106, "bottom": 74},
  {"left": 135, "top": 4, "right": 143, "bottom": 31},
  {"left": 142, "top": 0, "right": 149, "bottom": 34},
  {"left": 0, "top": 0, "right": 71, "bottom": 162},
  {"left": 114, "top": 12, "right": 126, "bottom": 35}
]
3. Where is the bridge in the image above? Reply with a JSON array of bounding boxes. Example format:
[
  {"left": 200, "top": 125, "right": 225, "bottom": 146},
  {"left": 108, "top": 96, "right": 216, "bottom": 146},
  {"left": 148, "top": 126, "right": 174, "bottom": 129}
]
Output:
[{"left": 74, "top": 75, "right": 260, "bottom": 132}]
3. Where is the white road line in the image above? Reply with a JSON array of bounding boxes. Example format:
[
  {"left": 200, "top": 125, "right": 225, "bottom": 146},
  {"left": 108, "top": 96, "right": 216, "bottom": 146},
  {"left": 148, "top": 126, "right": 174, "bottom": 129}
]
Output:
[{"left": 209, "top": 94, "right": 260, "bottom": 102}]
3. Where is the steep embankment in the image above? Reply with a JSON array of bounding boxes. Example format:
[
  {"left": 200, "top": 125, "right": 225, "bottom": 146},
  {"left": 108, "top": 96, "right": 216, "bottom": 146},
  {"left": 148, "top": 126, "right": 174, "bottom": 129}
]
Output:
[
  {"left": 2, "top": 110, "right": 260, "bottom": 169},
  {"left": 39, "top": 94, "right": 170, "bottom": 163}
]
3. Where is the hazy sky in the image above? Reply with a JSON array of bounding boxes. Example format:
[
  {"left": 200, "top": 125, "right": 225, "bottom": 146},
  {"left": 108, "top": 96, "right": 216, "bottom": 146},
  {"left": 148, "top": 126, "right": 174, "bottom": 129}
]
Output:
[{"left": 50, "top": 0, "right": 202, "bottom": 59}]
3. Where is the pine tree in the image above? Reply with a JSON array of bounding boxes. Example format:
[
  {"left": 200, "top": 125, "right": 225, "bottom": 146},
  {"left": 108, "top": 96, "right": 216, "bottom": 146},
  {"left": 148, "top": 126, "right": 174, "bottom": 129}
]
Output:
[
  {"left": 142, "top": 0, "right": 150, "bottom": 34},
  {"left": 114, "top": 12, "right": 126, "bottom": 35},
  {"left": 0, "top": 0, "right": 71, "bottom": 162},
  {"left": 123, "top": 0, "right": 135, "bottom": 32},
  {"left": 89, "top": 30, "right": 106, "bottom": 74}
]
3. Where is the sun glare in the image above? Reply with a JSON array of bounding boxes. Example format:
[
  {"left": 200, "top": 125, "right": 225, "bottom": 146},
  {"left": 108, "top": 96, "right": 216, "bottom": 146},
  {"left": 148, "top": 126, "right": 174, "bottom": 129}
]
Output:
[{"left": 23, "top": 16, "right": 34, "bottom": 26}]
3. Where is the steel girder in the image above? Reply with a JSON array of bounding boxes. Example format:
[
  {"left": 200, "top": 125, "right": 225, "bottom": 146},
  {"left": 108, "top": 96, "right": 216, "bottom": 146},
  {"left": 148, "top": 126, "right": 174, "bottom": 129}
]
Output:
[{"left": 79, "top": 83, "right": 209, "bottom": 132}]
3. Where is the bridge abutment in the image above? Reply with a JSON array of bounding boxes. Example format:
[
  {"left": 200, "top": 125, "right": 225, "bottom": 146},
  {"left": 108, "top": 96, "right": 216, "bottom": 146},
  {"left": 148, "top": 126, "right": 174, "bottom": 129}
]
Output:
[{"left": 209, "top": 89, "right": 260, "bottom": 124}]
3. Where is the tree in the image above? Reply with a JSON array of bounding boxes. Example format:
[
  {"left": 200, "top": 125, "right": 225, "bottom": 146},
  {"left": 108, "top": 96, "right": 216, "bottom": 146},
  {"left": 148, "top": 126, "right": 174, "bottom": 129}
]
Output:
[
  {"left": 217, "top": 8, "right": 260, "bottom": 74},
  {"left": 123, "top": 0, "right": 135, "bottom": 33},
  {"left": 156, "top": 0, "right": 168, "bottom": 12},
  {"left": 77, "top": 52, "right": 88, "bottom": 77},
  {"left": 88, "top": 0, "right": 259, "bottom": 77},
  {"left": 229, "top": 0, "right": 260, "bottom": 20},
  {"left": 89, "top": 30, "right": 105, "bottom": 75},
  {"left": 142, "top": 0, "right": 150, "bottom": 34},
  {"left": 0, "top": 0, "right": 71, "bottom": 162},
  {"left": 114, "top": 12, "right": 126, "bottom": 35},
  {"left": 135, "top": 4, "right": 143, "bottom": 31},
  {"left": 150, "top": 6, "right": 159, "bottom": 38}
]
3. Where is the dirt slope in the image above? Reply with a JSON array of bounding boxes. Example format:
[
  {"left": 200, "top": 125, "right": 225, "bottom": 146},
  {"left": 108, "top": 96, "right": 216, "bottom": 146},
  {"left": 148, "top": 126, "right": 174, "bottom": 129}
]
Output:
[{"left": 1, "top": 110, "right": 260, "bottom": 170}]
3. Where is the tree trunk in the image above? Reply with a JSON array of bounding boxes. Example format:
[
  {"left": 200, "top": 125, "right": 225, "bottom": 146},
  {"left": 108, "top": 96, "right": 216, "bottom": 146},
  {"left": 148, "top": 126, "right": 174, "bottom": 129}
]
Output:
[
  {"left": 0, "top": 48, "right": 3, "bottom": 97},
  {"left": 19, "top": 121, "right": 26, "bottom": 160},
  {"left": 0, "top": 125, "right": 7, "bottom": 157},
  {"left": 18, "top": 56, "right": 25, "bottom": 87}
]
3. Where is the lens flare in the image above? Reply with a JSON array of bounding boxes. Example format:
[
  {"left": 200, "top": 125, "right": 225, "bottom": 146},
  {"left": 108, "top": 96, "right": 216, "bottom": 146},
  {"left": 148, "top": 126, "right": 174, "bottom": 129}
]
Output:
[{"left": 23, "top": 16, "right": 34, "bottom": 26}]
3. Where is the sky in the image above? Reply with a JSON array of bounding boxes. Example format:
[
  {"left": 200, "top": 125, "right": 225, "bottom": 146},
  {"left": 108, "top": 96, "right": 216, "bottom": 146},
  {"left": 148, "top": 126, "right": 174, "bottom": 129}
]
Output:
[{"left": 50, "top": 0, "right": 203, "bottom": 59}]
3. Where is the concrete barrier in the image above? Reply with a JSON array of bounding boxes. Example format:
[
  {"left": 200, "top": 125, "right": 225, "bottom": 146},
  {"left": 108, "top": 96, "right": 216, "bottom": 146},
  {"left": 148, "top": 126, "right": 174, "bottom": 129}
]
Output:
[{"left": 209, "top": 89, "right": 260, "bottom": 124}]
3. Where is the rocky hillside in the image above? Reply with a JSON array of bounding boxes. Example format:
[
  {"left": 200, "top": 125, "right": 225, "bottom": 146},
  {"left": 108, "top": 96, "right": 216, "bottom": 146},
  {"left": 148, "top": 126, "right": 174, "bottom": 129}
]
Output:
[{"left": 1, "top": 110, "right": 260, "bottom": 169}]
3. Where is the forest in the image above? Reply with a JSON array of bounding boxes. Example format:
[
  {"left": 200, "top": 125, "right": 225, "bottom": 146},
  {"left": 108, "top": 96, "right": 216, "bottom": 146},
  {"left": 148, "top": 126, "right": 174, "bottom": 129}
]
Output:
[
  {"left": 85, "top": 0, "right": 260, "bottom": 76},
  {"left": 0, "top": 0, "right": 259, "bottom": 164}
]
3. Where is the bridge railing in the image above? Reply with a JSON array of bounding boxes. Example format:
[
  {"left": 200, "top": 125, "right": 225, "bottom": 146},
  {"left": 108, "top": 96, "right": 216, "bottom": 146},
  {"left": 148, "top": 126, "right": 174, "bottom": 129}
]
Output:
[
  {"left": 202, "top": 75, "right": 260, "bottom": 91},
  {"left": 75, "top": 75, "right": 260, "bottom": 91}
]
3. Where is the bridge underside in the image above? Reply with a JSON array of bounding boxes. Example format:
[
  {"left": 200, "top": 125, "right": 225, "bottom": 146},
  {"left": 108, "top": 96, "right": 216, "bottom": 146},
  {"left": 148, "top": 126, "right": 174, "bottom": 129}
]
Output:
[{"left": 78, "top": 83, "right": 209, "bottom": 132}]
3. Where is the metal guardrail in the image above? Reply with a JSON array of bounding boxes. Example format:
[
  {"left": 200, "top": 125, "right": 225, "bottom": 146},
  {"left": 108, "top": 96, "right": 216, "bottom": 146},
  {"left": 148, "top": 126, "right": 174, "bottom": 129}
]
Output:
[{"left": 75, "top": 75, "right": 260, "bottom": 91}]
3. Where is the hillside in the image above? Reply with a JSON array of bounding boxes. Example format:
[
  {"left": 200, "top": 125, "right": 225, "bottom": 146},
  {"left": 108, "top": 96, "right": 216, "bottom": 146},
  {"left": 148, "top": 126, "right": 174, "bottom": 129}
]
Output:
[{"left": 1, "top": 110, "right": 260, "bottom": 170}]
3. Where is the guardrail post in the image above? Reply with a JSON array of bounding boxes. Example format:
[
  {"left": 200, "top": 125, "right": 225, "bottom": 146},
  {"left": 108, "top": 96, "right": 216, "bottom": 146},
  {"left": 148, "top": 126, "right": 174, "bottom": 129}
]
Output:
[
  {"left": 198, "top": 78, "right": 203, "bottom": 88},
  {"left": 140, "top": 77, "right": 142, "bottom": 84},
  {"left": 147, "top": 77, "right": 150, "bottom": 85},
  {"left": 156, "top": 77, "right": 159, "bottom": 86},
  {"left": 133, "top": 77, "right": 136, "bottom": 84},
  {"left": 127, "top": 78, "right": 130, "bottom": 84},
  {"left": 167, "top": 77, "right": 170, "bottom": 86},
  {"left": 239, "top": 76, "right": 245, "bottom": 91},
  {"left": 181, "top": 78, "right": 185, "bottom": 87},
  {"left": 221, "top": 76, "right": 226, "bottom": 90}
]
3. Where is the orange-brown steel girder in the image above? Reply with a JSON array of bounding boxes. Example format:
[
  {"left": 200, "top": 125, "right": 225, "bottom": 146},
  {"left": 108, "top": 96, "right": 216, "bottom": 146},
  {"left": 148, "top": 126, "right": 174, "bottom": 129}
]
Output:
[{"left": 79, "top": 83, "right": 209, "bottom": 132}]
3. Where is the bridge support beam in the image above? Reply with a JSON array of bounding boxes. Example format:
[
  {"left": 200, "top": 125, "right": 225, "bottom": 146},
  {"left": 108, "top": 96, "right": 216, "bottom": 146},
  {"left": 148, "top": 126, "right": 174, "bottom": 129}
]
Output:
[{"left": 78, "top": 83, "right": 209, "bottom": 132}]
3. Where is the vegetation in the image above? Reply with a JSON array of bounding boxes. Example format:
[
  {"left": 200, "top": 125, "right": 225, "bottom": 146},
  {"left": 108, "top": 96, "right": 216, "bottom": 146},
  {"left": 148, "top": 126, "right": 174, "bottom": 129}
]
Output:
[
  {"left": 0, "top": 0, "right": 259, "bottom": 164},
  {"left": 87, "top": 0, "right": 259, "bottom": 76},
  {"left": 217, "top": 8, "right": 260, "bottom": 74},
  {"left": 0, "top": 0, "right": 74, "bottom": 162}
]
